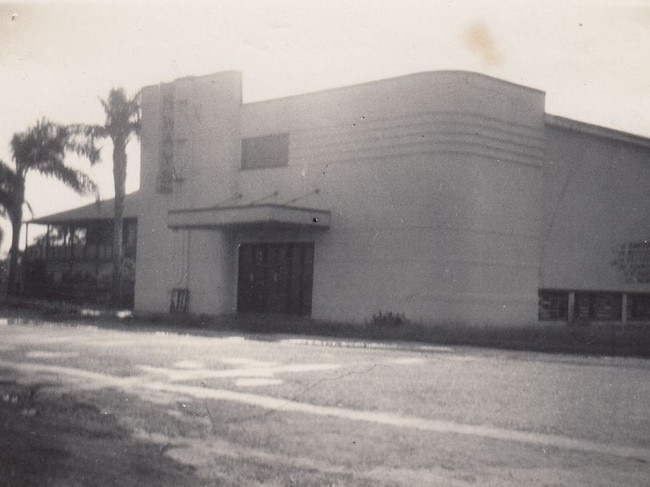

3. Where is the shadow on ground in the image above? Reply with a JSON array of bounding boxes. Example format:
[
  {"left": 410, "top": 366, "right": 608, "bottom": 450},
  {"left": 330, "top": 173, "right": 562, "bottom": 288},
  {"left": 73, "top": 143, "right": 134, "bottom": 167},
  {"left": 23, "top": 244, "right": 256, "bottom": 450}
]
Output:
[{"left": 0, "top": 380, "right": 199, "bottom": 487}]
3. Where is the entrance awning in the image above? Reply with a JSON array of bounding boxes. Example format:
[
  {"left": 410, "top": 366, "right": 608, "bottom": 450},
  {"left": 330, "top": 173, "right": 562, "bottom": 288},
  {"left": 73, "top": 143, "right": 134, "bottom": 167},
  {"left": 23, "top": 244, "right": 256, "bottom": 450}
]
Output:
[{"left": 168, "top": 204, "right": 331, "bottom": 230}]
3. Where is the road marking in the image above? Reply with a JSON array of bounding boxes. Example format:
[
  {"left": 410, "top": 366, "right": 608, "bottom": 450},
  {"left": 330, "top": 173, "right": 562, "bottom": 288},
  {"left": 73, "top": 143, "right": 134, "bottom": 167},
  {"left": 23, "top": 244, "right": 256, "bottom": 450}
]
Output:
[
  {"left": 235, "top": 378, "right": 284, "bottom": 387},
  {"left": 136, "top": 362, "right": 342, "bottom": 381},
  {"left": 279, "top": 338, "right": 453, "bottom": 353},
  {"left": 386, "top": 357, "right": 428, "bottom": 365},
  {"left": 220, "top": 358, "right": 279, "bottom": 369},
  {"left": 26, "top": 351, "right": 79, "bottom": 359},
  {"left": 172, "top": 360, "right": 205, "bottom": 369},
  {"left": 1, "top": 359, "right": 649, "bottom": 463}
]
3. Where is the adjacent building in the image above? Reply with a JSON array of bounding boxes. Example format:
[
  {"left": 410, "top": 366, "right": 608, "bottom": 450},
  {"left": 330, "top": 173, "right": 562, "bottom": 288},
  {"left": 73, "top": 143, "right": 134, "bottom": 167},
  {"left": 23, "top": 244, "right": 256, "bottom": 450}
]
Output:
[{"left": 25, "top": 193, "right": 140, "bottom": 307}]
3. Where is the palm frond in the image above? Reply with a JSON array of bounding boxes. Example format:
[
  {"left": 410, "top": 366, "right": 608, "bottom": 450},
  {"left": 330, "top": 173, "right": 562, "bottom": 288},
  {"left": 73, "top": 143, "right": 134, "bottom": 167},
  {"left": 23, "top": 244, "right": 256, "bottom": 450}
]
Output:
[
  {"left": 23, "top": 199, "right": 34, "bottom": 219},
  {"left": 100, "top": 88, "right": 141, "bottom": 142},
  {"left": 11, "top": 119, "right": 67, "bottom": 175},
  {"left": 66, "top": 124, "right": 106, "bottom": 164},
  {"left": 68, "top": 123, "right": 108, "bottom": 140},
  {"left": 37, "top": 164, "right": 98, "bottom": 196},
  {"left": 11, "top": 119, "right": 101, "bottom": 192}
]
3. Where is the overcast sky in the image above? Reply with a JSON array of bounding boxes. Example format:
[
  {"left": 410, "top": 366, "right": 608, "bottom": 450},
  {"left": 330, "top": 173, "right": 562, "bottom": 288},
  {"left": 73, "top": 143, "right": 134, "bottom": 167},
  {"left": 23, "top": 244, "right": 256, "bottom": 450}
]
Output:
[{"left": 1, "top": 0, "right": 649, "bottom": 247}]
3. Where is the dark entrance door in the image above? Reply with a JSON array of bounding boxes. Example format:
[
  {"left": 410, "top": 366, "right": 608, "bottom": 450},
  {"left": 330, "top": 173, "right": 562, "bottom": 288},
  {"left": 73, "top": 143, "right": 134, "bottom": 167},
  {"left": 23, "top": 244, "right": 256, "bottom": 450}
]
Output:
[{"left": 237, "top": 243, "right": 314, "bottom": 316}]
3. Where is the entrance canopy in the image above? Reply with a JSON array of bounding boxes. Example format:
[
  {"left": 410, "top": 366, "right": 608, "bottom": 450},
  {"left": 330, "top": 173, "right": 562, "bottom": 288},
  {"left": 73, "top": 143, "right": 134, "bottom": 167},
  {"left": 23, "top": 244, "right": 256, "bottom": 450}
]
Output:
[{"left": 168, "top": 204, "right": 331, "bottom": 230}]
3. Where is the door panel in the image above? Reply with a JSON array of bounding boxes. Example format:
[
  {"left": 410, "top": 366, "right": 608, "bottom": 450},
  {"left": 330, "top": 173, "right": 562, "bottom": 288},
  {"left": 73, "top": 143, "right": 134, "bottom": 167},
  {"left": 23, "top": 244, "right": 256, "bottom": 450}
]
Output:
[
  {"left": 300, "top": 244, "right": 314, "bottom": 316},
  {"left": 237, "top": 243, "right": 314, "bottom": 316},
  {"left": 266, "top": 245, "right": 288, "bottom": 313}
]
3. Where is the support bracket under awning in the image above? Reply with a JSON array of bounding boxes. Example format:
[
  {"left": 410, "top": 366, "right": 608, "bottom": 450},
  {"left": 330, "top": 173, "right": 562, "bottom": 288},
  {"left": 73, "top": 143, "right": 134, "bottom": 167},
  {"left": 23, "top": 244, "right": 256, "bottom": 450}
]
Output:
[{"left": 168, "top": 204, "right": 331, "bottom": 230}]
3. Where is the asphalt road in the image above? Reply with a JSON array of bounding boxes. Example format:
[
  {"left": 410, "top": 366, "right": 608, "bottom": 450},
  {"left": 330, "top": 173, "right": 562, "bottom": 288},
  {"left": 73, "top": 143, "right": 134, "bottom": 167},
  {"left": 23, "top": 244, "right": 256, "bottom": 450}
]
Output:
[{"left": 0, "top": 319, "right": 648, "bottom": 486}]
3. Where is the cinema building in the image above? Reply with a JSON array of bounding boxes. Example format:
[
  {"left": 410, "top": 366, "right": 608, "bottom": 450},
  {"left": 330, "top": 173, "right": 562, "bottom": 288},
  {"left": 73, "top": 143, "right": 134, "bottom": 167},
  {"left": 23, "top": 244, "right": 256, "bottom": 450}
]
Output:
[{"left": 27, "top": 71, "right": 650, "bottom": 325}]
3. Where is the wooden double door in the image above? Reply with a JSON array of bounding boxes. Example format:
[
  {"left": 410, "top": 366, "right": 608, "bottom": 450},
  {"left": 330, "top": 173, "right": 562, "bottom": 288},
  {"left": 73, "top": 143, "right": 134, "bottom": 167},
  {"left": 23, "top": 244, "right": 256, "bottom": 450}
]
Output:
[{"left": 237, "top": 243, "right": 314, "bottom": 316}]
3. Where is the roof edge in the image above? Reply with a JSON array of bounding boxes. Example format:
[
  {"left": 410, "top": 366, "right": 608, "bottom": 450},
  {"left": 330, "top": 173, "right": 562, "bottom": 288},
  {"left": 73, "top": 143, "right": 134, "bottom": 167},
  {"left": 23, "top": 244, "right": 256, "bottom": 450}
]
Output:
[
  {"left": 28, "top": 191, "right": 140, "bottom": 225},
  {"left": 243, "top": 70, "right": 545, "bottom": 107},
  {"left": 546, "top": 114, "right": 650, "bottom": 149},
  {"left": 169, "top": 203, "right": 330, "bottom": 215}
]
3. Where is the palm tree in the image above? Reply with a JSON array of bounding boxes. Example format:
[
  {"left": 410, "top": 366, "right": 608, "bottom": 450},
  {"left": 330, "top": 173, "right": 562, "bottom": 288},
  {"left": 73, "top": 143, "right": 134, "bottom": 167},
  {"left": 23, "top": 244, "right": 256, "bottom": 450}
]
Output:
[
  {"left": 0, "top": 119, "right": 98, "bottom": 295},
  {"left": 76, "top": 88, "right": 140, "bottom": 307},
  {"left": 0, "top": 161, "right": 19, "bottom": 263}
]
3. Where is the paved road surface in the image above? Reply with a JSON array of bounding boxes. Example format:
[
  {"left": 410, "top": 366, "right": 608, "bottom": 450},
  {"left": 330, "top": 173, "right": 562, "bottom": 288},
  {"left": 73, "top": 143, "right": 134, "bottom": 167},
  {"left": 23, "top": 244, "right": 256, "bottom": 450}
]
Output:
[{"left": 0, "top": 319, "right": 648, "bottom": 485}]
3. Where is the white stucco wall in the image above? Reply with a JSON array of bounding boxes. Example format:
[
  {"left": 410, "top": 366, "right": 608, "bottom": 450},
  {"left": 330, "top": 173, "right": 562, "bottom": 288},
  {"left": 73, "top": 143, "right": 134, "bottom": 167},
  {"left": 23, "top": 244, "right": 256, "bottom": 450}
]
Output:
[
  {"left": 237, "top": 72, "right": 546, "bottom": 325},
  {"left": 134, "top": 72, "right": 242, "bottom": 313},
  {"left": 541, "top": 121, "right": 650, "bottom": 293},
  {"left": 135, "top": 71, "right": 548, "bottom": 325}
]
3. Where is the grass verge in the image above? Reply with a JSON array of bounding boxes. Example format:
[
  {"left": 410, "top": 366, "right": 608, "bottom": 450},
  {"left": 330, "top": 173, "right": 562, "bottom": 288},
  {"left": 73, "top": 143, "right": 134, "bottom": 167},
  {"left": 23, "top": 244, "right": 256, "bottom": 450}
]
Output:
[{"left": 1, "top": 297, "right": 650, "bottom": 358}]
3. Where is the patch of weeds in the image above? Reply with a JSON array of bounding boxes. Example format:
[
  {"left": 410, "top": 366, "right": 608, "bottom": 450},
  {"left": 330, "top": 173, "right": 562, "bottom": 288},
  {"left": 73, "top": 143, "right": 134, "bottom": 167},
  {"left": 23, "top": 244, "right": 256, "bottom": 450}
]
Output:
[
  {"left": 363, "top": 311, "right": 416, "bottom": 340},
  {"left": 90, "top": 390, "right": 208, "bottom": 441},
  {"left": 366, "top": 311, "right": 410, "bottom": 329},
  {"left": 0, "top": 382, "right": 201, "bottom": 486},
  {"left": 1, "top": 382, "right": 39, "bottom": 417},
  {"left": 202, "top": 454, "right": 386, "bottom": 487}
]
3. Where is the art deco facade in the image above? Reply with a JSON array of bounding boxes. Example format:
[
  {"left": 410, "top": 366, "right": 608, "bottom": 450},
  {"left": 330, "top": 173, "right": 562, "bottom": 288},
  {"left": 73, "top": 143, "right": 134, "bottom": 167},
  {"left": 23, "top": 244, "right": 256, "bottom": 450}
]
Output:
[{"left": 28, "top": 71, "right": 650, "bottom": 325}]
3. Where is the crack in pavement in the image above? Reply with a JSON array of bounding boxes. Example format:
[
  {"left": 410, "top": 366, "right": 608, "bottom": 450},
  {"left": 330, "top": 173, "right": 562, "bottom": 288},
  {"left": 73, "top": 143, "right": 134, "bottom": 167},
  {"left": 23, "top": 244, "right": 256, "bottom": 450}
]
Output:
[{"left": 1, "top": 359, "right": 649, "bottom": 463}]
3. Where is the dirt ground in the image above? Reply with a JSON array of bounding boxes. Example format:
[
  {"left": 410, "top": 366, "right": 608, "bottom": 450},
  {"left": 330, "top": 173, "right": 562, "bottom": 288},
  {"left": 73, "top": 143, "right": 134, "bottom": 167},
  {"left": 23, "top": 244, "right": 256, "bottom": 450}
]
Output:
[{"left": 0, "top": 380, "right": 199, "bottom": 487}]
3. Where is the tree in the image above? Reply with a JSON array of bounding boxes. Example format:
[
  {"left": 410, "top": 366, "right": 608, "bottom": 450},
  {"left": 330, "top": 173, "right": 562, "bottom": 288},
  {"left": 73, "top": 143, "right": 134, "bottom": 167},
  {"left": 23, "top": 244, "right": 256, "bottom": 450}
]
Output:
[
  {"left": 0, "top": 162, "right": 19, "bottom": 264},
  {"left": 0, "top": 119, "right": 98, "bottom": 295},
  {"left": 76, "top": 88, "right": 140, "bottom": 307}
]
